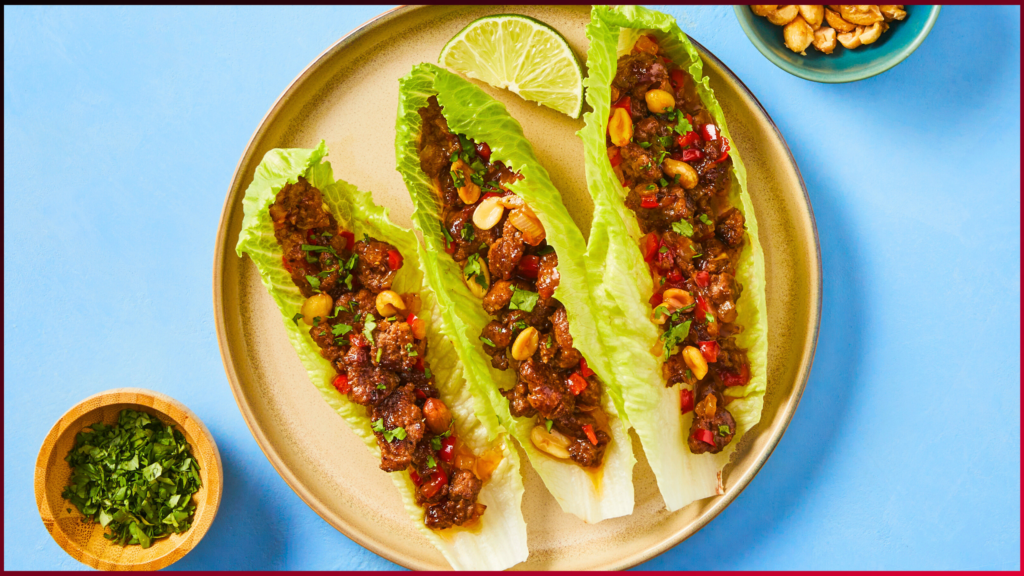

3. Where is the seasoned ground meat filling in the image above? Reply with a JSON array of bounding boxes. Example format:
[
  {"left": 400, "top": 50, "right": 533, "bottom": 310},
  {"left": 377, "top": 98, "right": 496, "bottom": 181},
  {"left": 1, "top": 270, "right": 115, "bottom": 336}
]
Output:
[
  {"left": 418, "top": 97, "right": 611, "bottom": 468},
  {"left": 608, "top": 36, "right": 753, "bottom": 455},
  {"left": 269, "top": 177, "right": 487, "bottom": 529}
]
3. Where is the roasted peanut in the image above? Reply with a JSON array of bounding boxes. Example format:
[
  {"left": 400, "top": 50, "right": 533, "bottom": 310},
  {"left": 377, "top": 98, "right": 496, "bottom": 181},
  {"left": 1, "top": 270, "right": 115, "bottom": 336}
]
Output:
[
  {"left": 812, "top": 26, "right": 837, "bottom": 54},
  {"left": 511, "top": 327, "right": 540, "bottom": 361},
  {"left": 530, "top": 425, "right": 571, "bottom": 459},
  {"left": 767, "top": 5, "right": 800, "bottom": 25},
  {"left": 662, "top": 158, "right": 699, "bottom": 189},
  {"left": 451, "top": 159, "right": 480, "bottom": 205},
  {"left": 859, "top": 21, "right": 883, "bottom": 44},
  {"left": 798, "top": 5, "right": 824, "bottom": 28},
  {"left": 879, "top": 4, "right": 906, "bottom": 21},
  {"left": 663, "top": 288, "right": 695, "bottom": 312},
  {"left": 683, "top": 345, "right": 709, "bottom": 380},
  {"left": 608, "top": 107, "right": 633, "bottom": 147},
  {"left": 375, "top": 290, "right": 406, "bottom": 317},
  {"left": 301, "top": 293, "right": 333, "bottom": 325},
  {"left": 644, "top": 88, "right": 676, "bottom": 113},
  {"left": 473, "top": 195, "right": 505, "bottom": 230},
  {"left": 837, "top": 28, "right": 863, "bottom": 49},
  {"left": 840, "top": 4, "right": 883, "bottom": 25},
  {"left": 784, "top": 16, "right": 815, "bottom": 54},
  {"left": 423, "top": 398, "right": 452, "bottom": 435},
  {"left": 824, "top": 8, "right": 857, "bottom": 32},
  {"left": 750, "top": 5, "right": 779, "bottom": 16}
]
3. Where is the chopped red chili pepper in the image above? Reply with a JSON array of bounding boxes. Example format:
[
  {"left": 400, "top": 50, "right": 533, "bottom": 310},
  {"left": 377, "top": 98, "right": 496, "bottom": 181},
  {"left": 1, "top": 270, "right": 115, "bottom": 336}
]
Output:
[
  {"left": 579, "top": 357, "right": 595, "bottom": 378},
  {"left": 414, "top": 356, "right": 426, "bottom": 373},
  {"left": 640, "top": 195, "right": 659, "bottom": 209},
  {"left": 714, "top": 136, "right": 731, "bottom": 164},
  {"left": 444, "top": 240, "right": 456, "bottom": 255},
  {"left": 517, "top": 254, "right": 540, "bottom": 279},
  {"left": 387, "top": 249, "right": 403, "bottom": 271},
  {"left": 722, "top": 364, "right": 750, "bottom": 387},
  {"left": 667, "top": 269, "right": 683, "bottom": 283},
  {"left": 421, "top": 467, "right": 448, "bottom": 498},
  {"left": 642, "top": 232, "right": 660, "bottom": 262},
  {"left": 608, "top": 146, "right": 622, "bottom": 167},
  {"left": 675, "top": 131, "right": 700, "bottom": 149},
  {"left": 439, "top": 435, "right": 456, "bottom": 463},
  {"left": 567, "top": 372, "right": 589, "bottom": 395},
  {"left": 476, "top": 142, "right": 491, "bottom": 163},
  {"left": 694, "top": 428, "right": 716, "bottom": 446},
  {"left": 332, "top": 374, "right": 350, "bottom": 394},
  {"left": 680, "top": 388, "right": 694, "bottom": 414},
  {"left": 409, "top": 469, "right": 423, "bottom": 487},
  {"left": 669, "top": 69, "right": 687, "bottom": 90},
  {"left": 695, "top": 270, "right": 710, "bottom": 288},
  {"left": 582, "top": 424, "right": 599, "bottom": 446},
  {"left": 414, "top": 388, "right": 427, "bottom": 401},
  {"left": 612, "top": 95, "right": 631, "bottom": 112},
  {"left": 681, "top": 148, "right": 704, "bottom": 162},
  {"left": 695, "top": 295, "right": 710, "bottom": 318},
  {"left": 698, "top": 341, "right": 720, "bottom": 363},
  {"left": 480, "top": 191, "right": 501, "bottom": 202},
  {"left": 340, "top": 230, "right": 355, "bottom": 250},
  {"left": 700, "top": 123, "right": 720, "bottom": 142}
]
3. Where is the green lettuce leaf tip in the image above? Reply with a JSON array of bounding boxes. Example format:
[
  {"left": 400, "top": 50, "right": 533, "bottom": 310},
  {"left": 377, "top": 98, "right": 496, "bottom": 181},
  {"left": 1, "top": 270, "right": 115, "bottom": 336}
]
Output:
[
  {"left": 579, "top": 5, "right": 769, "bottom": 512},
  {"left": 395, "top": 62, "right": 636, "bottom": 523},
  {"left": 235, "top": 140, "right": 528, "bottom": 570}
]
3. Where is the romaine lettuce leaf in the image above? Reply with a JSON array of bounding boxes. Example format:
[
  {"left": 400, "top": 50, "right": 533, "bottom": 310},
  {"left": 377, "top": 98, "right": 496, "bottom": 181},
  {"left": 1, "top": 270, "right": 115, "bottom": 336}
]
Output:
[
  {"left": 235, "top": 141, "right": 528, "bottom": 570},
  {"left": 579, "top": 5, "right": 768, "bottom": 511},
  {"left": 395, "top": 63, "right": 636, "bottom": 523}
]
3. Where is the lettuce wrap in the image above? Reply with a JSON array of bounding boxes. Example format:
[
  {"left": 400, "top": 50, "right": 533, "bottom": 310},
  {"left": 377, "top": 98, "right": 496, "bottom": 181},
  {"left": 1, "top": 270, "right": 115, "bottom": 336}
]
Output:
[
  {"left": 395, "top": 63, "right": 636, "bottom": 523},
  {"left": 579, "top": 5, "right": 769, "bottom": 511},
  {"left": 235, "top": 141, "right": 528, "bottom": 570}
]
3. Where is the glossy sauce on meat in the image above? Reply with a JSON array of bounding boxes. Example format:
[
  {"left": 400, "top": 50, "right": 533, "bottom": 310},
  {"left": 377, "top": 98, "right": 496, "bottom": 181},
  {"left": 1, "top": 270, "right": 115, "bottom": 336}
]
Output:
[
  {"left": 609, "top": 36, "right": 752, "bottom": 454},
  {"left": 269, "top": 177, "right": 487, "bottom": 529},
  {"left": 417, "top": 97, "right": 611, "bottom": 468}
]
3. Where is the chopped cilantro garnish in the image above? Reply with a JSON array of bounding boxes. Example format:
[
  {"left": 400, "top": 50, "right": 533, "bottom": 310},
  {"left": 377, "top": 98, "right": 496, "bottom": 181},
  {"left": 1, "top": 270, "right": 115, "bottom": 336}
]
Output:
[
  {"left": 509, "top": 286, "right": 539, "bottom": 312},
  {"left": 406, "top": 343, "right": 418, "bottom": 358},
  {"left": 513, "top": 320, "right": 528, "bottom": 332},
  {"left": 705, "top": 313, "right": 715, "bottom": 324},
  {"left": 658, "top": 135, "right": 674, "bottom": 148},
  {"left": 660, "top": 319, "right": 692, "bottom": 358},
  {"left": 292, "top": 313, "right": 303, "bottom": 325},
  {"left": 646, "top": 183, "right": 656, "bottom": 190},
  {"left": 332, "top": 323, "right": 353, "bottom": 336},
  {"left": 460, "top": 225, "right": 475, "bottom": 242},
  {"left": 671, "top": 219, "right": 694, "bottom": 238},
  {"left": 656, "top": 150, "right": 670, "bottom": 165},
  {"left": 659, "top": 178, "right": 668, "bottom": 187},
  {"left": 363, "top": 315, "right": 377, "bottom": 345},
  {"left": 545, "top": 419, "right": 554, "bottom": 432},
  {"left": 372, "top": 419, "right": 407, "bottom": 442},
  {"left": 431, "top": 436, "right": 442, "bottom": 450},
  {"left": 639, "top": 141, "right": 652, "bottom": 148},
  {"left": 480, "top": 335, "right": 496, "bottom": 347},
  {"left": 450, "top": 169, "right": 466, "bottom": 189},
  {"left": 464, "top": 253, "right": 488, "bottom": 289},
  {"left": 301, "top": 244, "right": 329, "bottom": 253},
  {"left": 441, "top": 226, "right": 455, "bottom": 244},
  {"left": 343, "top": 274, "right": 353, "bottom": 290},
  {"left": 470, "top": 172, "right": 484, "bottom": 186},
  {"left": 305, "top": 274, "right": 321, "bottom": 291},
  {"left": 658, "top": 246, "right": 668, "bottom": 253},
  {"left": 424, "top": 368, "right": 432, "bottom": 379},
  {"left": 675, "top": 114, "right": 693, "bottom": 135},
  {"left": 718, "top": 425, "right": 731, "bottom": 436},
  {"left": 375, "top": 347, "right": 383, "bottom": 363},
  {"left": 427, "top": 455, "right": 437, "bottom": 469},
  {"left": 699, "top": 213, "right": 713, "bottom": 225}
]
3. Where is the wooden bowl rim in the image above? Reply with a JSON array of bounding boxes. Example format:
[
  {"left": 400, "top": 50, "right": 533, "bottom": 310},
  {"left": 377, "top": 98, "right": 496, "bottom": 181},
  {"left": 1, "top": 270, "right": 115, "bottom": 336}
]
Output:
[{"left": 34, "top": 387, "right": 223, "bottom": 571}]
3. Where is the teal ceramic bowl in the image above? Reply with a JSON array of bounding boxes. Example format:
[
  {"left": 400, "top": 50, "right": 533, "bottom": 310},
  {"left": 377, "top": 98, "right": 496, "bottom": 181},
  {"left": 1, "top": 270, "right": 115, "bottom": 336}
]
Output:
[{"left": 734, "top": 5, "right": 941, "bottom": 83}]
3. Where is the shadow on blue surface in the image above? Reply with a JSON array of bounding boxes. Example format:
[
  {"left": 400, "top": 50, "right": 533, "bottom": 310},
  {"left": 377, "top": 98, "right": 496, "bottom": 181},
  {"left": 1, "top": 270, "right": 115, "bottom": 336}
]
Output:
[{"left": 168, "top": 440, "right": 288, "bottom": 570}]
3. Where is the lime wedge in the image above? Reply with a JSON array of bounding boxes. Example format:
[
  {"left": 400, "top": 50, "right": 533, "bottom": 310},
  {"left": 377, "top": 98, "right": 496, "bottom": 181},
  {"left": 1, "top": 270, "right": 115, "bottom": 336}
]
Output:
[{"left": 439, "top": 14, "right": 585, "bottom": 119}]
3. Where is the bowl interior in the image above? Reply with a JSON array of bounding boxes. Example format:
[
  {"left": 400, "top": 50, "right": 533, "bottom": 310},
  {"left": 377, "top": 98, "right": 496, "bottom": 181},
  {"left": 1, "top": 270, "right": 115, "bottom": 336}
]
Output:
[
  {"left": 735, "top": 5, "right": 940, "bottom": 82},
  {"left": 36, "top": 391, "right": 221, "bottom": 570}
]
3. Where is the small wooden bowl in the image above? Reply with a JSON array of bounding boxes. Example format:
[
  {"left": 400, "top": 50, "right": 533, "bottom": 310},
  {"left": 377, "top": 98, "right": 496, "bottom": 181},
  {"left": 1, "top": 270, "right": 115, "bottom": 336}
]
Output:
[{"left": 34, "top": 388, "right": 223, "bottom": 571}]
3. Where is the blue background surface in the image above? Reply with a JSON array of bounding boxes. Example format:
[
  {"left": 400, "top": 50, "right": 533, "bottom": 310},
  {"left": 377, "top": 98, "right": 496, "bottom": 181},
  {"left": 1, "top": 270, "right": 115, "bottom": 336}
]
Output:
[{"left": 4, "top": 5, "right": 1020, "bottom": 570}]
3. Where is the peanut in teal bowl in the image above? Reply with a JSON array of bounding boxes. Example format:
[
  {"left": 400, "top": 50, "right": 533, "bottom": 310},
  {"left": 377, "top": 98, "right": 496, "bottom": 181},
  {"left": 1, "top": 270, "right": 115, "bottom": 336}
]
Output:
[{"left": 734, "top": 5, "right": 941, "bottom": 83}]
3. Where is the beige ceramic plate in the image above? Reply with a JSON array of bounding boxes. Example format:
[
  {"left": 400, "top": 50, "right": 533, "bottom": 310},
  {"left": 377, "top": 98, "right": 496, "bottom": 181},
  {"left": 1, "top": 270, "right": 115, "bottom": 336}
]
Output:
[{"left": 213, "top": 5, "right": 821, "bottom": 570}]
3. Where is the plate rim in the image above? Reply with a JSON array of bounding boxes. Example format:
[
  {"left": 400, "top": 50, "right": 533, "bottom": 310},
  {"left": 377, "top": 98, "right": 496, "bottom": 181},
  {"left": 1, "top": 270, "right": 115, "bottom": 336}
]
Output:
[{"left": 212, "top": 5, "right": 823, "bottom": 570}]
